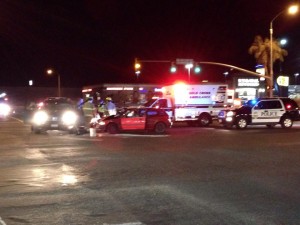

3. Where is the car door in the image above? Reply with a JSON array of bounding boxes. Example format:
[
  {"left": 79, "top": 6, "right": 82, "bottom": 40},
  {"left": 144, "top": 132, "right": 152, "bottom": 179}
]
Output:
[
  {"left": 120, "top": 109, "right": 146, "bottom": 130},
  {"left": 251, "top": 100, "right": 284, "bottom": 123}
]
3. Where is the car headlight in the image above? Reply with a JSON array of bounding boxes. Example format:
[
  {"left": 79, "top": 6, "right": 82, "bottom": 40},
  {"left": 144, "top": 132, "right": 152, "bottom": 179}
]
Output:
[
  {"left": 32, "top": 111, "right": 48, "bottom": 125},
  {"left": 0, "top": 103, "right": 11, "bottom": 116},
  {"left": 62, "top": 111, "right": 78, "bottom": 125},
  {"left": 99, "top": 121, "right": 106, "bottom": 126},
  {"left": 226, "top": 111, "right": 235, "bottom": 117}
]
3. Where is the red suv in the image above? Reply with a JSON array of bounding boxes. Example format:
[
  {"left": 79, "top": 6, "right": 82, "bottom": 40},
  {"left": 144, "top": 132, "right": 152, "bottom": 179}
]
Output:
[{"left": 97, "top": 108, "right": 171, "bottom": 134}]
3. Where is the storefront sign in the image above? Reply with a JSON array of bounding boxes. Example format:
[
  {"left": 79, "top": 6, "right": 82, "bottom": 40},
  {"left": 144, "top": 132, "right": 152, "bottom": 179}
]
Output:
[
  {"left": 277, "top": 76, "right": 289, "bottom": 87},
  {"left": 237, "top": 78, "right": 260, "bottom": 87}
]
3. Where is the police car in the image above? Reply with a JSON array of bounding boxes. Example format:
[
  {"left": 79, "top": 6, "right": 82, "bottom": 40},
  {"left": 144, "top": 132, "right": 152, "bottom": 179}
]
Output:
[{"left": 218, "top": 97, "right": 300, "bottom": 129}]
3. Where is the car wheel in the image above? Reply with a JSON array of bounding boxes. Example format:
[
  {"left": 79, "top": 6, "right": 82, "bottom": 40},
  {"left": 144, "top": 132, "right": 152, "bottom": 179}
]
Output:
[
  {"left": 198, "top": 114, "right": 211, "bottom": 127},
  {"left": 31, "top": 126, "right": 41, "bottom": 134},
  {"left": 236, "top": 117, "right": 247, "bottom": 129},
  {"left": 107, "top": 123, "right": 118, "bottom": 134},
  {"left": 154, "top": 122, "right": 166, "bottom": 134},
  {"left": 69, "top": 128, "right": 81, "bottom": 135},
  {"left": 281, "top": 117, "right": 293, "bottom": 129}
]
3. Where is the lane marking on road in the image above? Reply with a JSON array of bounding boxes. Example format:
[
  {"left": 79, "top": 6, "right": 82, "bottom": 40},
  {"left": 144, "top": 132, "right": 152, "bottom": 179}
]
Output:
[
  {"left": 10, "top": 116, "right": 25, "bottom": 123},
  {"left": 0, "top": 217, "right": 7, "bottom": 225},
  {"left": 103, "top": 222, "right": 144, "bottom": 225}
]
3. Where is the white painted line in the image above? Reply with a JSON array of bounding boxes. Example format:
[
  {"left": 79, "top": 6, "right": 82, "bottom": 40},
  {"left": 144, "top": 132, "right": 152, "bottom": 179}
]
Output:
[
  {"left": 103, "top": 223, "right": 144, "bottom": 225},
  {"left": 0, "top": 217, "right": 7, "bottom": 225},
  {"left": 10, "top": 116, "right": 25, "bottom": 123}
]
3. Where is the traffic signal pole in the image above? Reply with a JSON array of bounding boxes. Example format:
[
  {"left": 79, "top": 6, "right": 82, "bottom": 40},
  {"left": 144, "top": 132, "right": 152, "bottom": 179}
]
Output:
[{"left": 134, "top": 58, "right": 269, "bottom": 81}]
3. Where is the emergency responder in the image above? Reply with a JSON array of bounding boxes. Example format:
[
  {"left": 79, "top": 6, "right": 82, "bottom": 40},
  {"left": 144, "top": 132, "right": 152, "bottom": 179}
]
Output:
[
  {"left": 82, "top": 97, "right": 95, "bottom": 118},
  {"left": 106, "top": 97, "right": 116, "bottom": 116},
  {"left": 97, "top": 98, "right": 106, "bottom": 118}
]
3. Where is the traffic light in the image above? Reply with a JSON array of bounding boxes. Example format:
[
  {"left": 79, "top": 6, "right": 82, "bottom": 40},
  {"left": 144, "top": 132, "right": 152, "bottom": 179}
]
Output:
[
  {"left": 170, "top": 62, "right": 177, "bottom": 73},
  {"left": 134, "top": 58, "right": 141, "bottom": 74},
  {"left": 194, "top": 64, "right": 201, "bottom": 74}
]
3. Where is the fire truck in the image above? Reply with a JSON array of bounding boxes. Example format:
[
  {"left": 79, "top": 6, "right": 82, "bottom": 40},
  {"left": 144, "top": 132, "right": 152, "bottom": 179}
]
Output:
[{"left": 144, "top": 83, "right": 234, "bottom": 126}]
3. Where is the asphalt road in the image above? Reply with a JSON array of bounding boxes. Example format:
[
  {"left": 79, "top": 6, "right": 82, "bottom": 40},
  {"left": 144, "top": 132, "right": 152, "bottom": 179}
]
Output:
[{"left": 0, "top": 117, "right": 300, "bottom": 225}]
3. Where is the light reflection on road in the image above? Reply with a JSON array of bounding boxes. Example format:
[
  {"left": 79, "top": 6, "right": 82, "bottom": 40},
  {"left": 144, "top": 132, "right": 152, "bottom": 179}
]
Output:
[
  {"left": 16, "top": 146, "right": 88, "bottom": 187},
  {"left": 60, "top": 164, "right": 78, "bottom": 186},
  {"left": 30, "top": 164, "right": 80, "bottom": 187}
]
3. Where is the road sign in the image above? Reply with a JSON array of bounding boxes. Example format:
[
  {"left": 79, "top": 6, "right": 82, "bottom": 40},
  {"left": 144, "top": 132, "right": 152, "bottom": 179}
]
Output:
[{"left": 176, "top": 58, "right": 194, "bottom": 65}]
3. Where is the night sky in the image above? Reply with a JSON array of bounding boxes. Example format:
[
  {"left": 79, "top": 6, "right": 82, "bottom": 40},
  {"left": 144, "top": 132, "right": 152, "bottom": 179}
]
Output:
[{"left": 1, "top": 0, "right": 300, "bottom": 88}]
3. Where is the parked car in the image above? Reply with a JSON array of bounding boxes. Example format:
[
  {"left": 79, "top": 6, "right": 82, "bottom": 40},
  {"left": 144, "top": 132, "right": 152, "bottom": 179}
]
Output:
[
  {"left": 218, "top": 97, "right": 300, "bottom": 129},
  {"left": 31, "top": 97, "right": 86, "bottom": 134},
  {"left": 96, "top": 107, "right": 171, "bottom": 134}
]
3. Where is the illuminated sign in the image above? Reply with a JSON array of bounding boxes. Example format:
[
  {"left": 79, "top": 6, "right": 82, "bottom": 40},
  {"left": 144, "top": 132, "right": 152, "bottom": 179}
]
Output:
[
  {"left": 237, "top": 78, "right": 260, "bottom": 87},
  {"left": 277, "top": 76, "right": 289, "bottom": 87}
]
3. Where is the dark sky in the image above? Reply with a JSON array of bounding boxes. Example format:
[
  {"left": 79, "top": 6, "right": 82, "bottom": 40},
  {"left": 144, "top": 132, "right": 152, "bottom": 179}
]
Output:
[{"left": 1, "top": 0, "right": 300, "bottom": 88}]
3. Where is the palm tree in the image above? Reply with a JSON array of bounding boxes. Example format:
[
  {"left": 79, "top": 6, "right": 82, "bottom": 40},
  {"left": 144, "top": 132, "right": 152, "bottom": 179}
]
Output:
[{"left": 248, "top": 35, "right": 288, "bottom": 91}]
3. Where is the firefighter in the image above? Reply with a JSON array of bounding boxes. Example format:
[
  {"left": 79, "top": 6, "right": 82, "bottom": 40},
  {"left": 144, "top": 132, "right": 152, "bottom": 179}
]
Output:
[
  {"left": 106, "top": 97, "right": 116, "bottom": 116},
  {"left": 97, "top": 98, "right": 106, "bottom": 118},
  {"left": 82, "top": 97, "right": 95, "bottom": 118}
]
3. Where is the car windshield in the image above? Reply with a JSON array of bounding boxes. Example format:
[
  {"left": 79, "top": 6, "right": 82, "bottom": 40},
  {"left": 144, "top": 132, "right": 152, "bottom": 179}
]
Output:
[
  {"left": 243, "top": 99, "right": 259, "bottom": 107},
  {"left": 43, "top": 98, "right": 74, "bottom": 110},
  {"left": 143, "top": 99, "right": 156, "bottom": 107}
]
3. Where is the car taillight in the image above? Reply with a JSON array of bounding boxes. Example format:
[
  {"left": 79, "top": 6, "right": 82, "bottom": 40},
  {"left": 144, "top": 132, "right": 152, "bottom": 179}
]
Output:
[{"left": 286, "top": 104, "right": 292, "bottom": 109}]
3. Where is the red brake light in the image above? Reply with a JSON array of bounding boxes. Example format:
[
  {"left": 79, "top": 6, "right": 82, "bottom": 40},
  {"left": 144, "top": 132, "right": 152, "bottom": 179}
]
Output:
[{"left": 286, "top": 104, "right": 292, "bottom": 109}]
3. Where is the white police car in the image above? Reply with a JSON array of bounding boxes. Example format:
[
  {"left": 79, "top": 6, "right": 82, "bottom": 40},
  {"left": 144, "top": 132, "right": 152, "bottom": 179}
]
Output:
[{"left": 218, "top": 97, "right": 300, "bottom": 129}]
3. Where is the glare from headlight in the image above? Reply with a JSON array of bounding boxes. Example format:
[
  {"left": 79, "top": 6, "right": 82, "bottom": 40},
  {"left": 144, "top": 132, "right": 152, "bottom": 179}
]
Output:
[
  {"left": 62, "top": 111, "right": 78, "bottom": 125},
  {"left": 0, "top": 103, "right": 11, "bottom": 116},
  {"left": 33, "top": 111, "right": 48, "bottom": 125},
  {"left": 226, "top": 111, "right": 235, "bottom": 117},
  {"left": 226, "top": 117, "right": 233, "bottom": 122},
  {"left": 99, "top": 121, "right": 105, "bottom": 126}
]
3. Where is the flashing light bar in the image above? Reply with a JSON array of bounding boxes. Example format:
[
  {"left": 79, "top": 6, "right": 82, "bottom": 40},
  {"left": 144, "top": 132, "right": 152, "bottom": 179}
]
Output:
[{"left": 82, "top": 89, "right": 92, "bottom": 93}]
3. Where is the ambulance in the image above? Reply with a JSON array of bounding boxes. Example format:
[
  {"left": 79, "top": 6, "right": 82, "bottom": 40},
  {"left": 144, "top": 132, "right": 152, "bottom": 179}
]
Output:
[{"left": 144, "top": 83, "right": 234, "bottom": 126}]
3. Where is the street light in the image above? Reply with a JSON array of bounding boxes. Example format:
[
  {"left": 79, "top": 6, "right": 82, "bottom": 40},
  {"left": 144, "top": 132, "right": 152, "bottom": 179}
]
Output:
[
  {"left": 47, "top": 69, "right": 61, "bottom": 97},
  {"left": 280, "top": 38, "right": 288, "bottom": 46},
  {"left": 294, "top": 73, "right": 299, "bottom": 84},
  {"left": 185, "top": 63, "right": 193, "bottom": 82},
  {"left": 223, "top": 71, "right": 229, "bottom": 82},
  {"left": 269, "top": 4, "right": 298, "bottom": 97}
]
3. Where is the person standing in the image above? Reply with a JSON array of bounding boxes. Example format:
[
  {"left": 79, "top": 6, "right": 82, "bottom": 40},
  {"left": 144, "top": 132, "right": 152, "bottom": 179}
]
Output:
[
  {"left": 97, "top": 99, "right": 106, "bottom": 118},
  {"left": 106, "top": 97, "right": 116, "bottom": 116}
]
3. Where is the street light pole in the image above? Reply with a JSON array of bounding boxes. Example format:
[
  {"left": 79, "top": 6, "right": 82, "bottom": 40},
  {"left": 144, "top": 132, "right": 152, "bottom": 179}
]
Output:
[
  {"left": 269, "top": 19, "right": 274, "bottom": 97},
  {"left": 269, "top": 4, "right": 298, "bottom": 97},
  {"left": 295, "top": 73, "right": 299, "bottom": 84},
  {"left": 47, "top": 69, "right": 61, "bottom": 97},
  {"left": 57, "top": 73, "right": 61, "bottom": 97},
  {"left": 185, "top": 63, "right": 193, "bottom": 82}
]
